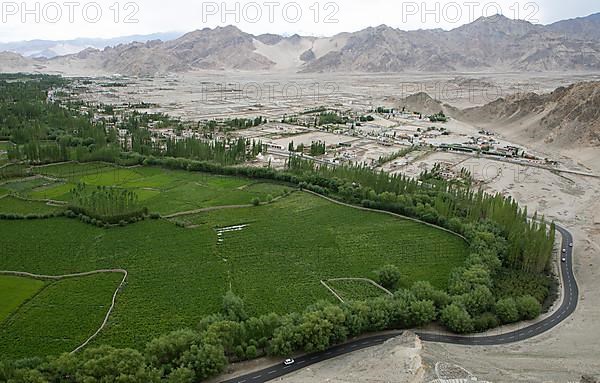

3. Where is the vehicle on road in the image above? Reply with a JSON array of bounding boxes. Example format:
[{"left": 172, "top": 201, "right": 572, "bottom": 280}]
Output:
[
  {"left": 569, "top": 243, "right": 573, "bottom": 247},
  {"left": 284, "top": 359, "right": 295, "bottom": 366},
  {"left": 562, "top": 257, "right": 567, "bottom": 263},
  {"left": 562, "top": 249, "right": 567, "bottom": 253}
]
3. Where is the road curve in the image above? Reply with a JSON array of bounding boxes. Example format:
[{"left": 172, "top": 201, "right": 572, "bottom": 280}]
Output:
[{"left": 220, "top": 224, "right": 578, "bottom": 383}]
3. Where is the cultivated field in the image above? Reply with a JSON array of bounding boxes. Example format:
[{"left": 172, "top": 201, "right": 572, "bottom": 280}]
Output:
[
  {"left": 0, "top": 273, "right": 123, "bottom": 358},
  {"left": 21, "top": 162, "right": 292, "bottom": 215},
  {"left": 0, "top": 275, "right": 44, "bottom": 323},
  {"left": 0, "top": 166, "right": 468, "bottom": 358},
  {"left": 324, "top": 279, "right": 391, "bottom": 302}
]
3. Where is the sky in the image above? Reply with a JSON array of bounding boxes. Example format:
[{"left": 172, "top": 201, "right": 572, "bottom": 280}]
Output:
[{"left": 0, "top": 0, "right": 598, "bottom": 42}]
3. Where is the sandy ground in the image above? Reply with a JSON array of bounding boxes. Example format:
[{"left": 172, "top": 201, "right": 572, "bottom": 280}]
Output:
[{"left": 273, "top": 332, "right": 426, "bottom": 383}]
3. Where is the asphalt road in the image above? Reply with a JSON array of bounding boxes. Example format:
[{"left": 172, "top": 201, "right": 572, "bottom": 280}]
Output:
[{"left": 221, "top": 224, "right": 578, "bottom": 383}]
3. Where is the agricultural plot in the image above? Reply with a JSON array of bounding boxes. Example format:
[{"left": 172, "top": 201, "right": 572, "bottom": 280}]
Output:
[
  {"left": 28, "top": 163, "right": 292, "bottom": 214},
  {"left": 2, "top": 177, "right": 58, "bottom": 194},
  {"left": 0, "top": 218, "right": 228, "bottom": 353},
  {"left": 0, "top": 273, "right": 124, "bottom": 359},
  {"left": 324, "top": 279, "right": 391, "bottom": 302},
  {"left": 182, "top": 192, "right": 468, "bottom": 315},
  {"left": 0, "top": 196, "right": 63, "bottom": 215},
  {"left": 0, "top": 176, "right": 467, "bottom": 356},
  {"left": 0, "top": 275, "right": 45, "bottom": 323}
]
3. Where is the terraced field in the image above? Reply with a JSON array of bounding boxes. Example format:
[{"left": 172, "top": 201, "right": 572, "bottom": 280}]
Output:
[{"left": 0, "top": 166, "right": 468, "bottom": 358}]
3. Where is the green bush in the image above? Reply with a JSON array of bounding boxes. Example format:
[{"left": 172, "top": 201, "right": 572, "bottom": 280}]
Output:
[
  {"left": 375, "top": 264, "right": 402, "bottom": 291},
  {"left": 473, "top": 312, "right": 500, "bottom": 332},
  {"left": 495, "top": 298, "right": 520, "bottom": 324},
  {"left": 441, "top": 304, "right": 474, "bottom": 334},
  {"left": 516, "top": 295, "right": 542, "bottom": 320}
]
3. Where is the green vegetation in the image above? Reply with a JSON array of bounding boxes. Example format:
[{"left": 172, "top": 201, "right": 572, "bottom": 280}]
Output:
[
  {"left": 0, "top": 75, "right": 263, "bottom": 166},
  {"left": 0, "top": 276, "right": 44, "bottom": 323},
  {"left": 375, "top": 107, "right": 393, "bottom": 114},
  {"left": 318, "top": 112, "right": 347, "bottom": 126},
  {"left": 429, "top": 111, "right": 448, "bottom": 122},
  {"left": 0, "top": 74, "right": 557, "bottom": 380},
  {"left": 376, "top": 146, "right": 416, "bottom": 166},
  {"left": 24, "top": 163, "right": 292, "bottom": 215},
  {"left": 325, "top": 279, "right": 389, "bottom": 302},
  {"left": 69, "top": 183, "right": 145, "bottom": 224},
  {"left": 0, "top": 191, "right": 466, "bottom": 356},
  {"left": 0, "top": 273, "right": 124, "bottom": 358},
  {"left": 375, "top": 264, "right": 402, "bottom": 291},
  {"left": 0, "top": 196, "right": 62, "bottom": 215},
  {"left": 310, "top": 141, "right": 326, "bottom": 156}
]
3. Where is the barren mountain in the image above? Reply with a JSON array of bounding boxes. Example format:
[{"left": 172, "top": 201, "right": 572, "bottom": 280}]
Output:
[
  {"left": 2, "top": 13, "right": 600, "bottom": 75},
  {"left": 0, "top": 33, "right": 182, "bottom": 59},
  {"left": 458, "top": 81, "right": 600, "bottom": 146},
  {"left": 548, "top": 13, "right": 600, "bottom": 41},
  {"left": 303, "top": 14, "right": 600, "bottom": 72},
  {"left": 47, "top": 26, "right": 275, "bottom": 75},
  {"left": 0, "top": 52, "right": 40, "bottom": 72},
  {"left": 385, "top": 92, "right": 459, "bottom": 116}
]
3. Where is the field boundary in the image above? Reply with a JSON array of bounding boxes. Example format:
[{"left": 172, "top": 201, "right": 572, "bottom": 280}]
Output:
[
  {"left": 322, "top": 278, "right": 393, "bottom": 303},
  {"left": 0, "top": 269, "right": 128, "bottom": 354},
  {"left": 8, "top": 193, "right": 68, "bottom": 206},
  {"left": 163, "top": 191, "right": 297, "bottom": 219},
  {"left": 302, "top": 190, "right": 468, "bottom": 243}
]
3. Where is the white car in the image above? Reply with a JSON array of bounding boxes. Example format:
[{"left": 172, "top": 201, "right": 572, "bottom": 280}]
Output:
[
  {"left": 284, "top": 358, "right": 295, "bottom": 366},
  {"left": 562, "top": 249, "right": 567, "bottom": 253},
  {"left": 569, "top": 243, "right": 573, "bottom": 247},
  {"left": 562, "top": 257, "right": 567, "bottom": 263}
]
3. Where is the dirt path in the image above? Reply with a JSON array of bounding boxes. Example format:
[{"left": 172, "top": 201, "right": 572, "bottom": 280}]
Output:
[
  {"left": 0, "top": 269, "right": 128, "bottom": 354},
  {"left": 163, "top": 204, "right": 253, "bottom": 218}
]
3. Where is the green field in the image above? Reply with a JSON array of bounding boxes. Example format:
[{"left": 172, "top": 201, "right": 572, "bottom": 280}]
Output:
[
  {"left": 0, "top": 196, "right": 63, "bottom": 215},
  {"left": 325, "top": 279, "right": 391, "bottom": 302},
  {"left": 0, "top": 275, "right": 45, "bottom": 323},
  {"left": 2, "top": 177, "right": 58, "bottom": 194},
  {"left": 28, "top": 163, "right": 292, "bottom": 214},
  {"left": 0, "top": 273, "right": 123, "bottom": 358},
  {"left": 0, "top": 170, "right": 468, "bottom": 357}
]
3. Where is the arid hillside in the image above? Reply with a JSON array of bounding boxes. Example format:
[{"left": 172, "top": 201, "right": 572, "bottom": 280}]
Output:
[
  {"left": 2, "top": 13, "right": 600, "bottom": 75},
  {"left": 458, "top": 81, "right": 600, "bottom": 146}
]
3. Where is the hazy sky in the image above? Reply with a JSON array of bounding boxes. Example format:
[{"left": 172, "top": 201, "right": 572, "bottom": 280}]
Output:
[{"left": 0, "top": 0, "right": 598, "bottom": 42}]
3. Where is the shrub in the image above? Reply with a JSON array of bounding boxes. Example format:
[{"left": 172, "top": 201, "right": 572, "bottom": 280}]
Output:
[
  {"left": 410, "top": 281, "right": 450, "bottom": 309},
  {"left": 515, "top": 295, "right": 542, "bottom": 320},
  {"left": 245, "top": 345, "right": 257, "bottom": 359},
  {"left": 375, "top": 264, "right": 402, "bottom": 291},
  {"left": 251, "top": 197, "right": 261, "bottom": 206},
  {"left": 145, "top": 329, "right": 199, "bottom": 372},
  {"left": 441, "top": 304, "right": 474, "bottom": 334},
  {"left": 473, "top": 312, "right": 500, "bottom": 332},
  {"left": 495, "top": 298, "right": 519, "bottom": 324}
]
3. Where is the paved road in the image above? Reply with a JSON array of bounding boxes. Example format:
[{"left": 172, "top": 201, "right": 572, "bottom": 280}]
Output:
[{"left": 221, "top": 224, "right": 578, "bottom": 383}]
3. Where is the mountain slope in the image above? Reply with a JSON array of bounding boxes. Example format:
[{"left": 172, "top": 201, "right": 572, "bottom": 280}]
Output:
[
  {"left": 458, "top": 81, "right": 600, "bottom": 146},
  {"left": 303, "top": 15, "right": 600, "bottom": 72},
  {"left": 3, "top": 13, "right": 600, "bottom": 74}
]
